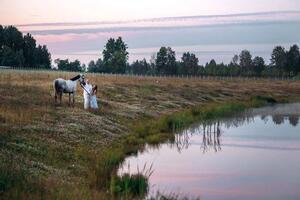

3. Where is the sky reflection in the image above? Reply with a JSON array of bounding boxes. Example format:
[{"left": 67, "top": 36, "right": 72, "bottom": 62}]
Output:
[{"left": 119, "top": 103, "right": 300, "bottom": 200}]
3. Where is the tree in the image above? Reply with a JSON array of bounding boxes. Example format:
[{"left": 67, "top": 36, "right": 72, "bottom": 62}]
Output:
[
  {"left": 87, "top": 59, "right": 105, "bottom": 73},
  {"left": 69, "top": 60, "right": 83, "bottom": 72},
  {"left": 155, "top": 47, "right": 176, "bottom": 75},
  {"left": 287, "top": 44, "right": 300, "bottom": 75},
  {"left": 252, "top": 56, "right": 265, "bottom": 76},
  {"left": 42, "top": 45, "right": 51, "bottom": 68},
  {"left": 180, "top": 52, "right": 199, "bottom": 75},
  {"left": 228, "top": 55, "right": 241, "bottom": 76},
  {"left": 3, "top": 26, "right": 24, "bottom": 51},
  {"left": 88, "top": 60, "right": 96, "bottom": 72},
  {"left": 0, "top": 25, "right": 51, "bottom": 68},
  {"left": 130, "top": 59, "right": 150, "bottom": 75},
  {"left": 0, "top": 25, "right": 3, "bottom": 48},
  {"left": 205, "top": 59, "right": 217, "bottom": 75},
  {"left": 232, "top": 54, "right": 239, "bottom": 65},
  {"left": 34, "top": 45, "right": 51, "bottom": 68},
  {"left": 102, "top": 37, "right": 129, "bottom": 74},
  {"left": 56, "top": 59, "right": 83, "bottom": 72},
  {"left": 0, "top": 46, "right": 24, "bottom": 67},
  {"left": 239, "top": 50, "right": 252, "bottom": 75},
  {"left": 23, "top": 33, "right": 36, "bottom": 67},
  {"left": 271, "top": 46, "right": 287, "bottom": 74}
]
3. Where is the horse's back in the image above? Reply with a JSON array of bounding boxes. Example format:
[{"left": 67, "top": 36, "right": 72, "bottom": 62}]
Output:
[{"left": 53, "top": 78, "right": 66, "bottom": 93}]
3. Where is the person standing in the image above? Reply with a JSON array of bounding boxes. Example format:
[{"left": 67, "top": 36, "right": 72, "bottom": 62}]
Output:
[
  {"left": 90, "top": 84, "right": 99, "bottom": 110},
  {"left": 82, "top": 79, "right": 92, "bottom": 110}
]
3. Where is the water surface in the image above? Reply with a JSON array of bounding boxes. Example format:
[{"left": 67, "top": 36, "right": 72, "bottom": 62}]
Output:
[{"left": 119, "top": 103, "right": 300, "bottom": 200}]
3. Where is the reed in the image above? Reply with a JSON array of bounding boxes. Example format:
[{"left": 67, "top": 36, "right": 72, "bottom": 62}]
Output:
[{"left": 110, "top": 163, "right": 153, "bottom": 199}]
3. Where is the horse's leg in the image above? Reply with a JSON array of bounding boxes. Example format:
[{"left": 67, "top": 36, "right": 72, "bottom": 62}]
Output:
[
  {"left": 69, "top": 93, "right": 71, "bottom": 106},
  {"left": 72, "top": 93, "right": 75, "bottom": 105},
  {"left": 59, "top": 92, "right": 62, "bottom": 104},
  {"left": 54, "top": 91, "right": 57, "bottom": 104}
]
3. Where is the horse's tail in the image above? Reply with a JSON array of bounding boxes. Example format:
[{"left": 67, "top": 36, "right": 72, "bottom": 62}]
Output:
[{"left": 53, "top": 79, "right": 58, "bottom": 93}]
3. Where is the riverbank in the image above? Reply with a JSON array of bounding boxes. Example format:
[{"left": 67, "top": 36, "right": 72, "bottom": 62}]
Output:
[{"left": 1, "top": 70, "right": 300, "bottom": 199}]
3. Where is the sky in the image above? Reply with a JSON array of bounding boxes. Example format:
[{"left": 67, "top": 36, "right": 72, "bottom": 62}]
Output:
[
  {"left": 1, "top": 0, "right": 300, "bottom": 65},
  {"left": 1, "top": 0, "right": 300, "bottom": 25}
]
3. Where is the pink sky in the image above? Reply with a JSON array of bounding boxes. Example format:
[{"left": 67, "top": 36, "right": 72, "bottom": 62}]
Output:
[
  {"left": 1, "top": 1, "right": 299, "bottom": 65},
  {"left": 1, "top": 0, "right": 300, "bottom": 25}
]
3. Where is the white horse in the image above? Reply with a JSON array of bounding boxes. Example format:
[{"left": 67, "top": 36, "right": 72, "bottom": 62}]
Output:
[{"left": 53, "top": 74, "right": 85, "bottom": 105}]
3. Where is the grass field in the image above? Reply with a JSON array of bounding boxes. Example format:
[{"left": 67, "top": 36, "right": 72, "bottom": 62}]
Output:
[{"left": 1, "top": 70, "right": 300, "bottom": 199}]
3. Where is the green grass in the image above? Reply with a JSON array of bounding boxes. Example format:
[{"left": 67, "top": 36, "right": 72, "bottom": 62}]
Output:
[
  {"left": 110, "top": 174, "right": 149, "bottom": 199},
  {"left": 93, "top": 147, "right": 125, "bottom": 189},
  {"left": 110, "top": 163, "right": 153, "bottom": 199},
  {"left": 0, "top": 156, "right": 47, "bottom": 199},
  {"left": 131, "top": 96, "right": 275, "bottom": 139},
  {"left": 0, "top": 158, "right": 25, "bottom": 193},
  {"left": 90, "top": 95, "right": 279, "bottom": 198}
]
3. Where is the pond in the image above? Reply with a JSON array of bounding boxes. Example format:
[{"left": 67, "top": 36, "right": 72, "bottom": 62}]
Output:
[{"left": 118, "top": 103, "right": 300, "bottom": 200}]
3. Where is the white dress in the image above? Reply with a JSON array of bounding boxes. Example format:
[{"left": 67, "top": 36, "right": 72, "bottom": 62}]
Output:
[
  {"left": 83, "top": 84, "right": 92, "bottom": 109},
  {"left": 90, "top": 93, "right": 98, "bottom": 109}
]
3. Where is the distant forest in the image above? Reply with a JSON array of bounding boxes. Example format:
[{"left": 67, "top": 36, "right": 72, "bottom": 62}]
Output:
[
  {"left": 71, "top": 37, "right": 300, "bottom": 77},
  {"left": 0, "top": 25, "right": 51, "bottom": 68},
  {"left": 1, "top": 26, "right": 300, "bottom": 77},
  {"left": 84, "top": 37, "right": 300, "bottom": 77}
]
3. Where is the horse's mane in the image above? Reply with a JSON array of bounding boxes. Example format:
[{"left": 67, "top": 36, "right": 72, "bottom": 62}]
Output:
[{"left": 70, "top": 75, "right": 81, "bottom": 81}]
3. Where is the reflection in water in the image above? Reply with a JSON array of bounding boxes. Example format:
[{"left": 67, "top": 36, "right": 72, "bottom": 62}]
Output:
[
  {"left": 272, "top": 115, "right": 285, "bottom": 125},
  {"left": 201, "top": 122, "right": 222, "bottom": 153},
  {"left": 271, "top": 114, "right": 299, "bottom": 126},
  {"left": 289, "top": 115, "right": 300, "bottom": 126},
  {"left": 171, "top": 122, "right": 223, "bottom": 153},
  {"left": 172, "top": 107, "right": 300, "bottom": 154},
  {"left": 119, "top": 103, "right": 300, "bottom": 200}
]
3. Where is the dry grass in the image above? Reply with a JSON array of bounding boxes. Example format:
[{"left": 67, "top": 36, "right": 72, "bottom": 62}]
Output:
[{"left": 1, "top": 70, "right": 300, "bottom": 199}]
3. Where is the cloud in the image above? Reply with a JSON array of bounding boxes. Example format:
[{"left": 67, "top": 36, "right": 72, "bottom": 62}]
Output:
[
  {"left": 17, "top": 11, "right": 300, "bottom": 35},
  {"left": 19, "top": 11, "right": 300, "bottom": 65}
]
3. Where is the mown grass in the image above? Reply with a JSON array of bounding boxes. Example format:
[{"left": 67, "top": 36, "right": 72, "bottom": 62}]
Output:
[{"left": 1, "top": 70, "right": 300, "bottom": 199}]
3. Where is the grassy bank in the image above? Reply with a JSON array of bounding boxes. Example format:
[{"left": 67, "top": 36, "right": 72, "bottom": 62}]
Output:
[
  {"left": 96, "top": 95, "right": 283, "bottom": 198},
  {"left": 1, "top": 70, "right": 300, "bottom": 199}
]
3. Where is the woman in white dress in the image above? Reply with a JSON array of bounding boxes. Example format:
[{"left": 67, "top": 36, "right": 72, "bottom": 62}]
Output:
[
  {"left": 90, "top": 84, "right": 99, "bottom": 110},
  {"left": 82, "top": 79, "right": 93, "bottom": 110}
]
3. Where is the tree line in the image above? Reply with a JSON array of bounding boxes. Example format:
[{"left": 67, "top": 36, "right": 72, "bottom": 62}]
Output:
[
  {"left": 0, "top": 25, "right": 51, "bottom": 68},
  {"left": 1, "top": 26, "right": 299, "bottom": 77},
  {"left": 82, "top": 37, "right": 300, "bottom": 77}
]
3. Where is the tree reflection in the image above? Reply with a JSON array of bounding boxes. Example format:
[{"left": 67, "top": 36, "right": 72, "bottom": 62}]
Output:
[
  {"left": 173, "top": 129, "right": 191, "bottom": 152},
  {"left": 289, "top": 115, "right": 299, "bottom": 127},
  {"left": 170, "top": 109, "right": 300, "bottom": 153},
  {"left": 170, "top": 121, "right": 223, "bottom": 153},
  {"left": 272, "top": 115, "right": 285, "bottom": 125},
  {"left": 201, "top": 121, "right": 222, "bottom": 153},
  {"left": 271, "top": 114, "right": 299, "bottom": 126}
]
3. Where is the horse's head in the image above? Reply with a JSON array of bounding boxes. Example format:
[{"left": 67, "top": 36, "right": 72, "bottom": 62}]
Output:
[
  {"left": 79, "top": 74, "right": 86, "bottom": 85},
  {"left": 70, "top": 74, "right": 86, "bottom": 85}
]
